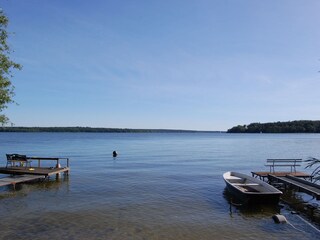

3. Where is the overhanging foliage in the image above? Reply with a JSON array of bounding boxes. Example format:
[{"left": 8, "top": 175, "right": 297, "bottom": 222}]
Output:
[{"left": 0, "top": 9, "right": 21, "bottom": 124}]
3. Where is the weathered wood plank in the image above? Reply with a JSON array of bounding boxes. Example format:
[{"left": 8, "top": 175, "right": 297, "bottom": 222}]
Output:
[
  {"left": 0, "top": 167, "right": 70, "bottom": 176},
  {"left": 251, "top": 171, "right": 311, "bottom": 182},
  {"left": 252, "top": 171, "right": 311, "bottom": 178},
  {"left": 268, "top": 175, "right": 320, "bottom": 200},
  {"left": 0, "top": 175, "right": 45, "bottom": 187}
]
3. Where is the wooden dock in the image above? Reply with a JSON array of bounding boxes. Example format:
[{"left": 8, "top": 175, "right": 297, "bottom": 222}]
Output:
[
  {"left": 0, "top": 156, "right": 70, "bottom": 190},
  {"left": 0, "top": 175, "right": 45, "bottom": 189},
  {"left": 1, "top": 156, "right": 69, "bottom": 176},
  {"left": 252, "top": 158, "right": 312, "bottom": 181},
  {"left": 268, "top": 175, "right": 320, "bottom": 200},
  {"left": 251, "top": 171, "right": 311, "bottom": 181},
  {"left": 0, "top": 166, "right": 70, "bottom": 176}
]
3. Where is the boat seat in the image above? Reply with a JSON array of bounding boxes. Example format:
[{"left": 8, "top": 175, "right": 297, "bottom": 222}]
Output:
[
  {"left": 233, "top": 183, "right": 260, "bottom": 186},
  {"left": 228, "top": 177, "right": 246, "bottom": 183}
]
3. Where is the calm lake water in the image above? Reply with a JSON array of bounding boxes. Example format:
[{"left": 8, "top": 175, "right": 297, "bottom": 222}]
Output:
[{"left": 0, "top": 132, "right": 320, "bottom": 239}]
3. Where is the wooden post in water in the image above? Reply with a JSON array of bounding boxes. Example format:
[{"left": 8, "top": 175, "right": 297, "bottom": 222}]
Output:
[{"left": 65, "top": 158, "right": 70, "bottom": 176}]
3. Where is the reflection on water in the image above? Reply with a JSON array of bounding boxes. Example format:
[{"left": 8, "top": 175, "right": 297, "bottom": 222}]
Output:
[
  {"left": 223, "top": 188, "right": 282, "bottom": 216},
  {"left": 0, "top": 133, "right": 319, "bottom": 239},
  {"left": 280, "top": 189, "right": 320, "bottom": 228}
]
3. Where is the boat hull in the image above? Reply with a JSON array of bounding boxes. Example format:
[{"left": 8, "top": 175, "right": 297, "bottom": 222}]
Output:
[{"left": 225, "top": 181, "right": 281, "bottom": 204}]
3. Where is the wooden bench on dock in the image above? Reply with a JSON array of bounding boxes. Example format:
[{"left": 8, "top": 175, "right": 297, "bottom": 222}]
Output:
[
  {"left": 252, "top": 158, "right": 311, "bottom": 181},
  {"left": 265, "top": 159, "right": 302, "bottom": 173},
  {"left": 6, "top": 154, "right": 32, "bottom": 168}
]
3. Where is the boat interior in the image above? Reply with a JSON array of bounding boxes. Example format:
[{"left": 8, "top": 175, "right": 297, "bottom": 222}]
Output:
[{"left": 226, "top": 175, "right": 262, "bottom": 192}]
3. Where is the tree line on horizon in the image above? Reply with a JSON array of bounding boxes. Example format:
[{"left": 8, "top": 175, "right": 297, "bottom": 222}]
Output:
[
  {"left": 0, "top": 126, "right": 214, "bottom": 133},
  {"left": 227, "top": 120, "right": 320, "bottom": 133}
]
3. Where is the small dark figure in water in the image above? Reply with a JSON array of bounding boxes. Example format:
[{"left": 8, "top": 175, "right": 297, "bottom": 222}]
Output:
[{"left": 113, "top": 151, "right": 118, "bottom": 157}]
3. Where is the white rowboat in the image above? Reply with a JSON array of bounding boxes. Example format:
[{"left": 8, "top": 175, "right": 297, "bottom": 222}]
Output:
[{"left": 223, "top": 171, "right": 282, "bottom": 204}]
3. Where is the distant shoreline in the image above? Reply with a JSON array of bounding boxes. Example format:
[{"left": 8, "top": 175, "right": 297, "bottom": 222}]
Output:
[
  {"left": 227, "top": 120, "right": 320, "bottom": 133},
  {"left": 0, "top": 127, "right": 223, "bottom": 133}
]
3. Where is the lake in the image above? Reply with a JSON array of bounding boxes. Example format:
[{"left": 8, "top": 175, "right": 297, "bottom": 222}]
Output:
[{"left": 0, "top": 132, "right": 319, "bottom": 239}]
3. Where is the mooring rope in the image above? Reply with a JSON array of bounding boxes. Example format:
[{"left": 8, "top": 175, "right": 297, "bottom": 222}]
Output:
[
  {"left": 286, "top": 220, "right": 305, "bottom": 233},
  {"left": 279, "top": 213, "right": 320, "bottom": 234},
  {"left": 294, "top": 214, "right": 320, "bottom": 233}
]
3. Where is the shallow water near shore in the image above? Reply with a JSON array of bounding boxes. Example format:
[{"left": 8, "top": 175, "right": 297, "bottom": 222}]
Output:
[{"left": 0, "top": 132, "right": 320, "bottom": 239}]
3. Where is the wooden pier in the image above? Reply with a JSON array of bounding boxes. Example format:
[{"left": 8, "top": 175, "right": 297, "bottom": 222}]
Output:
[
  {"left": 0, "top": 156, "right": 70, "bottom": 190},
  {"left": 268, "top": 175, "right": 320, "bottom": 200},
  {"left": 251, "top": 171, "right": 312, "bottom": 181},
  {"left": 250, "top": 158, "right": 320, "bottom": 200},
  {"left": 0, "top": 166, "right": 70, "bottom": 176},
  {"left": 0, "top": 175, "right": 45, "bottom": 189},
  {"left": 252, "top": 158, "right": 312, "bottom": 181}
]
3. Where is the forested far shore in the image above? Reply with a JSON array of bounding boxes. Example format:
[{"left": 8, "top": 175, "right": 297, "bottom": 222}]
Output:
[
  {"left": 0, "top": 127, "right": 219, "bottom": 133},
  {"left": 227, "top": 120, "right": 320, "bottom": 133}
]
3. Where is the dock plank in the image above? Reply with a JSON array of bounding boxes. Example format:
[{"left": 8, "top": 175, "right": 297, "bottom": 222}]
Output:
[
  {"left": 268, "top": 175, "right": 320, "bottom": 200},
  {"left": 251, "top": 171, "right": 311, "bottom": 181},
  {"left": 0, "top": 167, "right": 70, "bottom": 176},
  {"left": 0, "top": 175, "right": 45, "bottom": 187}
]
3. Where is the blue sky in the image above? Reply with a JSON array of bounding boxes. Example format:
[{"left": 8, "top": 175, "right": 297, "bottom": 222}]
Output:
[{"left": 2, "top": 0, "right": 320, "bottom": 130}]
